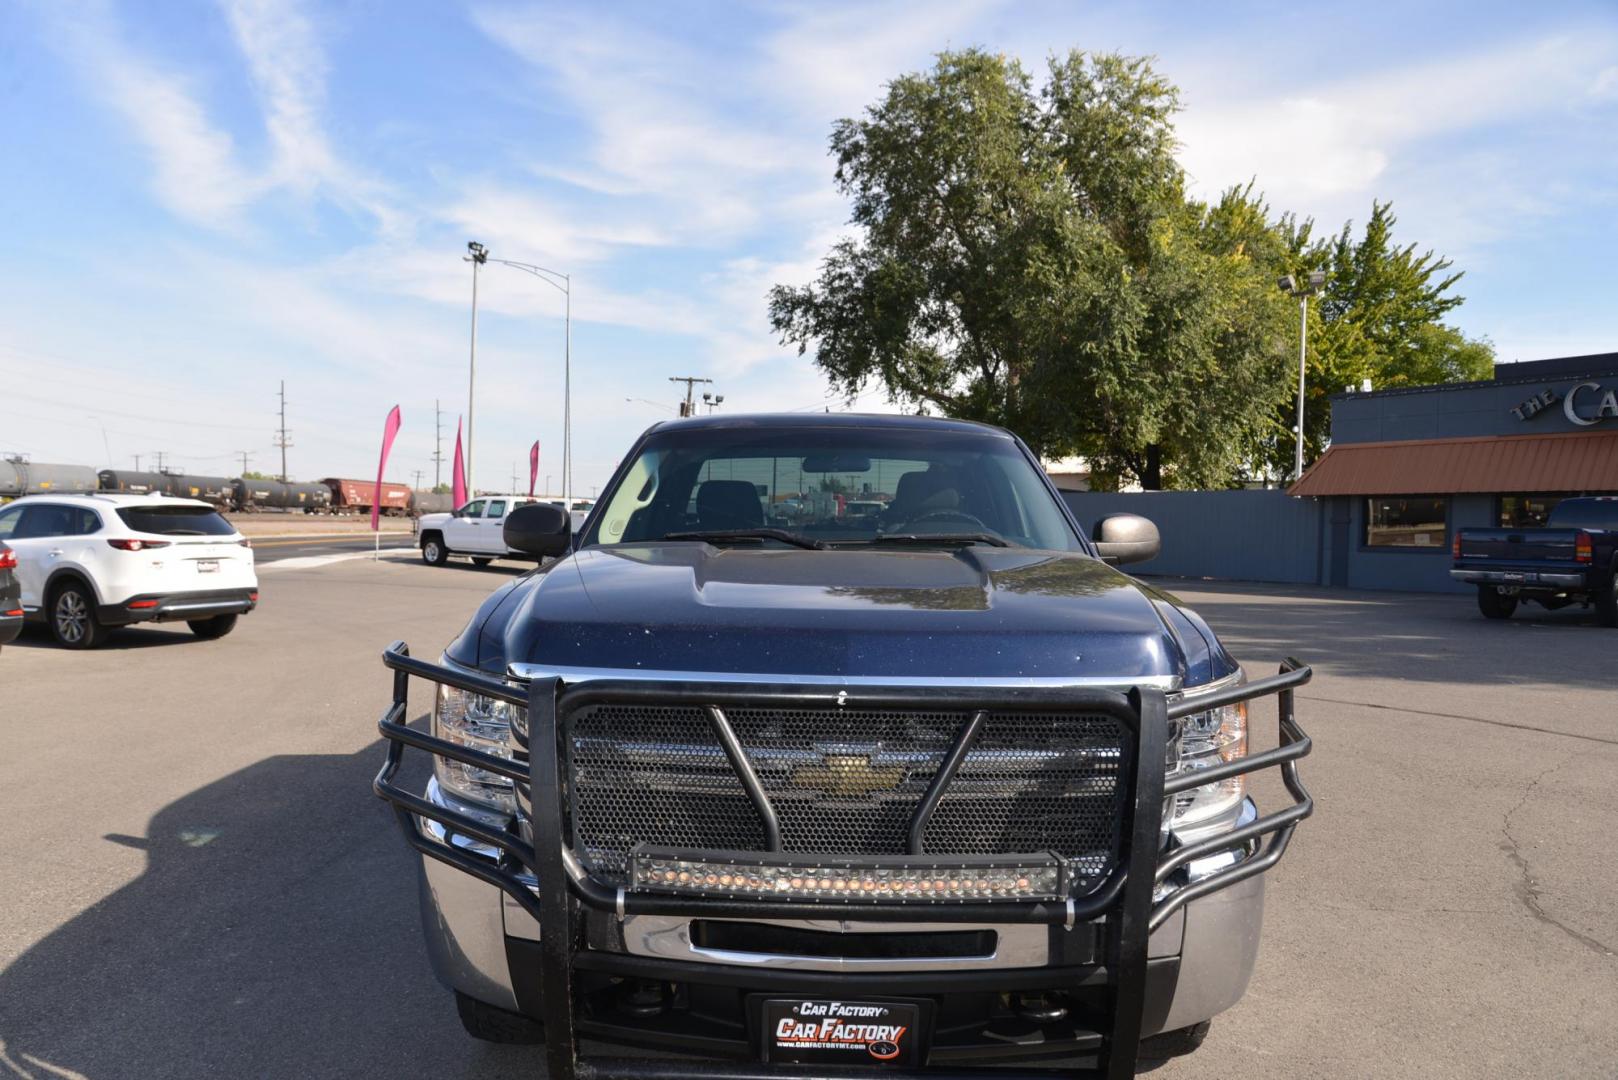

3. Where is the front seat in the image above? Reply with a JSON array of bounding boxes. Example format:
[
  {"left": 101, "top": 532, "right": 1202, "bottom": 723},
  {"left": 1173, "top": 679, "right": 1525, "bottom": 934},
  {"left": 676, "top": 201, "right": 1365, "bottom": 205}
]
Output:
[
  {"left": 885, "top": 469, "right": 960, "bottom": 527},
  {"left": 695, "top": 480, "right": 763, "bottom": 530}
]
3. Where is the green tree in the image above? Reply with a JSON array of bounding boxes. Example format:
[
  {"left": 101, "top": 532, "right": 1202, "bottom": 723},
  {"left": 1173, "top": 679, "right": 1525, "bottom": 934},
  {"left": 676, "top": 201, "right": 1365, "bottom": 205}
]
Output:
[
  {"left": 241, "top": 470, "right": 273, "bottom": 480},
  {"left": 770, "top": 50, "right": 1295, "bottom": 489},
  {"left": 1264, "top": 202, "right": 1494, "bottom": 475}
]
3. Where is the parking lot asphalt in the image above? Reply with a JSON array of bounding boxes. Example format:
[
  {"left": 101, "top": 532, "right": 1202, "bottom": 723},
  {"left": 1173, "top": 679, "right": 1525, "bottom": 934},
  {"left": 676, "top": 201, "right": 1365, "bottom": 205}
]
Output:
[{"left": 1, "top": 561, "right": 1613, "bottom": 1079}]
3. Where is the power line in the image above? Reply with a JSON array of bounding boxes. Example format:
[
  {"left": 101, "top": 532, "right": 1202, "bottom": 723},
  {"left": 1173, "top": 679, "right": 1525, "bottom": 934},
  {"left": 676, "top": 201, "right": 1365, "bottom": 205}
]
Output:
[
  {"left": 273, "top": 380, "right": 293, "bottom": 483},
  {"left": 668, "top": 375, "right": 712, "bottom": 417}
]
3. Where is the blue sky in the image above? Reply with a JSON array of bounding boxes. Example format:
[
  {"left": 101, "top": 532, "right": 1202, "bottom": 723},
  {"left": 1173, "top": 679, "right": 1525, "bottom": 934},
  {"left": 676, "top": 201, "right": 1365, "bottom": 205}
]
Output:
[{"left": 3, "top": 1, "right": 1616, "bottom": 495}]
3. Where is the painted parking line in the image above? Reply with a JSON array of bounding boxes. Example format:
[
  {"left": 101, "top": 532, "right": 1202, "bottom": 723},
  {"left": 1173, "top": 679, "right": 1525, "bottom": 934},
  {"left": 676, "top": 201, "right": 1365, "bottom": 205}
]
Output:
[
  {"left": 250, "top": 534, "right": 416, "bottom": 547},
  {"left": 257, "top": 550, "right": 416, "bottom": 571}
]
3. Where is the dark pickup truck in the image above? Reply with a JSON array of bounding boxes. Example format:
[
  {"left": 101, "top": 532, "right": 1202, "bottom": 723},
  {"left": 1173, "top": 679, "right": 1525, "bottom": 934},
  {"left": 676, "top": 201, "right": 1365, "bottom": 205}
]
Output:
[
  {"left": 372, "top": 413, "right": 1314, "bottom": 1078},
  {"left": 1452, "top": 497, "right": 1618, "bottom": 624}
]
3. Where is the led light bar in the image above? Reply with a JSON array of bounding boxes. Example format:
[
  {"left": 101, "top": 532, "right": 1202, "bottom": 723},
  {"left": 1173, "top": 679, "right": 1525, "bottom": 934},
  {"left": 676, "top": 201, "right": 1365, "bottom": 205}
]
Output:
[{"left": 628, "top": 848, "right": 1067, "bottom": 903}]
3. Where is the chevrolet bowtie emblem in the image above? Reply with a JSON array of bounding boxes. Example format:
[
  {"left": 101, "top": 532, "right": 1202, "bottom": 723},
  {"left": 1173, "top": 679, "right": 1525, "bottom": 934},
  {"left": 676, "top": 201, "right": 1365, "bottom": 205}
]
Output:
[{"left": 793, "top": 754, "right": 904, "bottom": 798}]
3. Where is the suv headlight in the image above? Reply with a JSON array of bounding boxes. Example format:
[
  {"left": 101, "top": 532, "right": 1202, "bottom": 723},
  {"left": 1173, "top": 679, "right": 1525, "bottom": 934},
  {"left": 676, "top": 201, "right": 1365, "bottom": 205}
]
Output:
[
  {"left": 433, "top": 680, "right": 526, "bottom": 814},
  {"left": 1168, "top": 673, "right": 1248, "bottom": 832}
]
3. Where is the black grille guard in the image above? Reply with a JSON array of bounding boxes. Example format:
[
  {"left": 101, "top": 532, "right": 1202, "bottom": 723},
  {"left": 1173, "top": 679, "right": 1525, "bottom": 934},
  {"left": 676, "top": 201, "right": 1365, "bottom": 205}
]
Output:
[{"left": 373, "top": 643, "right": 1313, "bottom": 1080}]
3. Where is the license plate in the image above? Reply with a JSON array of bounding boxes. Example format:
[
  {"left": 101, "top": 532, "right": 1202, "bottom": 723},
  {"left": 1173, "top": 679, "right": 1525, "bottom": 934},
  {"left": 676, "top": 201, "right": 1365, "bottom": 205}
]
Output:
[
  {"left": 196, "top": 560, "right": 219, "bottom": 573},
  {"left": 1499, "top": 572, "right": 1525, "bottom": 583},
  {"left": 762, "top": 999, "right": 919, "bottom": 1065}
]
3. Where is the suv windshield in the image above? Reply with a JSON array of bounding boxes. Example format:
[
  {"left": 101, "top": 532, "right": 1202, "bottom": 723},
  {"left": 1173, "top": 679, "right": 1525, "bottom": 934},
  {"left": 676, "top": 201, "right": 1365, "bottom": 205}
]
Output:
[
  {"left": 584, "top": 424, "right": 1082, "bottom": 551},
  {"left": 117, "top": 505, "right": 236, "bottom": 536}
]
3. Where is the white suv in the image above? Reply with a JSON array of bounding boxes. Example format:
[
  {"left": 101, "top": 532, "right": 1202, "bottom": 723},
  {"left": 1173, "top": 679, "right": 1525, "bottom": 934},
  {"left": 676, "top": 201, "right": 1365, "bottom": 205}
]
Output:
[{"left": 0, "top": 493, "right": 258, "bottom": 648}]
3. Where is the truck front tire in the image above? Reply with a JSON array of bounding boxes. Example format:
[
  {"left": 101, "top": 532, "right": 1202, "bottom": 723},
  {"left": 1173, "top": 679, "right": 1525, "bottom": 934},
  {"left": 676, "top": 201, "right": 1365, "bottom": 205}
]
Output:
[
  {"left": 421, "top": 534, "right": 449, "bottom": 567},
  {"left": 1595, "top": 570, "right": 1618, "bottom": 628},
  {"left": 1140, "top": 1019, "right": 1210, "bottom": 1060},
  {"left": 1477, "top": 586, "right": 1517, "bottom": 620},
  {"left": 454, "top": 991, "right": 545, "bottom": 1044}
]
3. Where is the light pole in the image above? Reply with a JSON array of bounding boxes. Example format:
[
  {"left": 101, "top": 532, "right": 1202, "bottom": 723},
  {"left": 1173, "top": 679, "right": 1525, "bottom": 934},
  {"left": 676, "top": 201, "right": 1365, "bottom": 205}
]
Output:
[
  {"left": 1278, "top": 271, "right": 1327, "bottom": 479},
  {"left": 487, "top": 257, "right": 572, "bottom": 508},
  {"left": 464, "top": 241, "right": 487, "bottom": 493}
]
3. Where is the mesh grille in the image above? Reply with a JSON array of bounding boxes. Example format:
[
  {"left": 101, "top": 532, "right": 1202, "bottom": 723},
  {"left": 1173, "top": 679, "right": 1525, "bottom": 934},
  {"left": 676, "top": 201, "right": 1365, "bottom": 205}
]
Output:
[{"left": 566, "top": 702, "right": 1127, "bottom": 883}]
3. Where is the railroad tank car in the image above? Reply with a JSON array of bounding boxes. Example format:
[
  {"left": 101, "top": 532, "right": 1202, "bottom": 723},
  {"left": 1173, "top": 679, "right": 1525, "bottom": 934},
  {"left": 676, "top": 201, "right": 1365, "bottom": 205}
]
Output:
[
  {"left": 165, "top": 474, "right": 235, "bottom": 506},
  {"left": 98, "top": 469, "right": 182, "bottom": 496},
  {"left": 322, "top": 478, "right": 412, "bottom": 516},
  {"left": 229, "top": 478, "right": 332, "bottom": 512},
  {"left": 0, "top": 461, "right": 101, "bottom": 501},
  {"left": 410, "top": 491, "right": 454, "bottom": 515}
]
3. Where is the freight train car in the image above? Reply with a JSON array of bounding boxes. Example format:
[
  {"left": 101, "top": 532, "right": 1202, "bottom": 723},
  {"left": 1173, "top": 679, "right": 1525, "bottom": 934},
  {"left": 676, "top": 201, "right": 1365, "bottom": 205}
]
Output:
[
  {"left": 229, "top": 478, "right": 333, "bottom": 513},
  {"left": 165, "top": 474, "right": 234, "bottom": 507},
  {"left": 322, "top": 478, "right": 411, "bottom": 516},
  {"left": 97, "top": 469, "right": 181, "bottom": 496},
  {"left": 410, "top": 491, "right": 454, "bottom": 516},
  {"left": 1, "top": 461, "right": 101, "bottom": 502}
]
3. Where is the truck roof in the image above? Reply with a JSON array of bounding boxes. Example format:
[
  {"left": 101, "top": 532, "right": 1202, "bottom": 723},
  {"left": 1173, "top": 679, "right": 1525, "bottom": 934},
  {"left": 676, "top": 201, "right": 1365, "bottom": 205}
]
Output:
[{"left": 647, "top": 412, "right": 1014, "bottom": 437}]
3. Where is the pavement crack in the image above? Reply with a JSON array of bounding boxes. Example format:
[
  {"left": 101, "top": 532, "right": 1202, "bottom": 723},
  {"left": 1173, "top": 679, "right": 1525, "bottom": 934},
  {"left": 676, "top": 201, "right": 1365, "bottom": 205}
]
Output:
[{"left": 1500, "top": 756, "right": 1616, "bottom": 958}]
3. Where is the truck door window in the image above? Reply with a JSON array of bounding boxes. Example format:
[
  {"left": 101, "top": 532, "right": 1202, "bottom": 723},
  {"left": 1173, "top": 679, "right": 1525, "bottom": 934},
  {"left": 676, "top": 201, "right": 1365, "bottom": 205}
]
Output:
[{"left": 486, "top": 500, "right": 508, "bottom": 520}]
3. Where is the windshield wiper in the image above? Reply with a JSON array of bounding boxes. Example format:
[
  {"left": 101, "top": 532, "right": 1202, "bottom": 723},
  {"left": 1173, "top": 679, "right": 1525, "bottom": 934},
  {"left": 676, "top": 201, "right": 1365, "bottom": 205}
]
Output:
[
  {"left": 662, "top": 529, "right": 826, "bottom": 550},
  {"left": 867, "top": 532, "right": 1010, "bottom": 548}
]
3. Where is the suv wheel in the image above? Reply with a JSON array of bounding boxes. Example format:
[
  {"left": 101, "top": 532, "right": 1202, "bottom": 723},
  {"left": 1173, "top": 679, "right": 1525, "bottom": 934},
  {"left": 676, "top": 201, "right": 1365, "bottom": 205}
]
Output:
[
  {"left": 1477, "top": 585, "right": 1517, "bottom": 620},
  {"left": 454, "top": 991, "right": 545, "bottom": 1044},
  {"left": 421, "top": 535, "right": 449, "bottom": 567},
  {"left": 51, "top": 582, "right": 103, "bottom": 649},
  {"left": 188, "top": 614, "right": 238, "bottom": 639}
]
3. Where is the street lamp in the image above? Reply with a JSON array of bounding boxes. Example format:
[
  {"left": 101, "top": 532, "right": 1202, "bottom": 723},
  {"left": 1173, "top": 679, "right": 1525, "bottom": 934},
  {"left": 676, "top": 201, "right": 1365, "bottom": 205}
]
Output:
[
  {"left": 464, "top": 241, "right": 488, "bottom": 493},
  {"left": 487, "top": 257, "right": 573, "bottom": 509},
  {"left": 1278, "top": 270, "right": 1327, "bottom": 480}
]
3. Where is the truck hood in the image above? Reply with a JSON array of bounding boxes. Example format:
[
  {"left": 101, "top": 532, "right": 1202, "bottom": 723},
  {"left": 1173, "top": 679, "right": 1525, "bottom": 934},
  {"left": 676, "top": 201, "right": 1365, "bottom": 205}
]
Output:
[{"left": 453, "top": 543, "right": 1235, "bottom": 687}]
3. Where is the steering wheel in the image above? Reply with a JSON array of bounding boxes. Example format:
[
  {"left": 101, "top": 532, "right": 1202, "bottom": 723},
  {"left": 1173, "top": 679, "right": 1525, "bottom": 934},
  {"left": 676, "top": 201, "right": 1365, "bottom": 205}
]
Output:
[{"left": 900, "top": 508, "right": 990, "bottom": 530}]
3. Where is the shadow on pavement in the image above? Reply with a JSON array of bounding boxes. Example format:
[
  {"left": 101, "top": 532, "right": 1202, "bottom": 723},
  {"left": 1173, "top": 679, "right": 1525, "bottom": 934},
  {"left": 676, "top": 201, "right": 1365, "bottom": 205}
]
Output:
[
  {"left": 7, "top": 623, "right": 209, "bottom": 651},
  {"left": 1142, "top": 577, "right": 1617, "bottom": 692},
  {"left": 0, "top": 740, "right": 538, "bottom": 1080}
]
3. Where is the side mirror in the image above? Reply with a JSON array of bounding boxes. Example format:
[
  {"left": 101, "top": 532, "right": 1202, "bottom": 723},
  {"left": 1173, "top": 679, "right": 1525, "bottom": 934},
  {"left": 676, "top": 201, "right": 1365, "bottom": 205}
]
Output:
[
  {"left": 504, "top": 502, "right": 571, "bottom": 557},
  {"left": 1093, "top": 513, "right": 1160, "bottom": 566}
]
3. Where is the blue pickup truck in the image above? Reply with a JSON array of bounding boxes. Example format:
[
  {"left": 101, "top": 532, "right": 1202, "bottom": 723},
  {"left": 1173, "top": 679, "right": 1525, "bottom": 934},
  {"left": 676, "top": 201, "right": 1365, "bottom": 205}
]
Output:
[
  {"left": 1452, "top": 496, "right": 1618, "bottom": 624},
  {"left": 370, "top": 413, "right": 1316, "bottom": 1078}
]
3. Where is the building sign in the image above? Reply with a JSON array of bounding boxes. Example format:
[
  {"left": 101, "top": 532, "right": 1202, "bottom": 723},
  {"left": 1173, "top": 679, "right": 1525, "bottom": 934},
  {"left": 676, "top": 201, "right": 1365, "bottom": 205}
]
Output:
[
  {"left": 1562, "top": 381, "right": 1618, "bottom": 427},
  {"left": 1512, "top": 382, "right": 1618, "bottom": 426}
]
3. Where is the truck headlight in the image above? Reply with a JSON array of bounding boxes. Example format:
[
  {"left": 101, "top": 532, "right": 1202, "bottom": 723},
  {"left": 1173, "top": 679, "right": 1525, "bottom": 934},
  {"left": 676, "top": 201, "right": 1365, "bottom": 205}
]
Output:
[
  {"left": 1169, "top": 676, "right": 1248, "bottom": 831},
  {"left": 433, "top": 682, "right": 525, "bottom": 813}
]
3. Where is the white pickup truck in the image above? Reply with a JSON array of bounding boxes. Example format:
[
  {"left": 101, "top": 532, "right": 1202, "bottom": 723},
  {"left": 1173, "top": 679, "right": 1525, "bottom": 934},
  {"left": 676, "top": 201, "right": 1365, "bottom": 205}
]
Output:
[{"left": 415, "top": 496, "right": 592, "bottom": 567}]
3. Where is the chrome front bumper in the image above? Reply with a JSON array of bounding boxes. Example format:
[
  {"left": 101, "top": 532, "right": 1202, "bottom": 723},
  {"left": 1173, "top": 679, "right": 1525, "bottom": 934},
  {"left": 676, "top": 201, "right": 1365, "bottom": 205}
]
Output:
[{"left": 413, "top": 777, "right": 1266, "bottom": 1035}]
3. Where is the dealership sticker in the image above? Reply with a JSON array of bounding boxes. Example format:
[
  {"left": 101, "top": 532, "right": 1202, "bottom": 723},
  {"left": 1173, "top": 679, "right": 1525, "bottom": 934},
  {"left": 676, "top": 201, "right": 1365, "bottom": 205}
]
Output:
[{"left": 763, "top": 999, "right": 919, "bottom": 1064}]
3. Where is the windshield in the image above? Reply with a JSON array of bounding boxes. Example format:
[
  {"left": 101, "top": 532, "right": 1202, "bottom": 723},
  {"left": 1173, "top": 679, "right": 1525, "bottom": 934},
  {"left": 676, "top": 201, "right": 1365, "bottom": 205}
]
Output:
[
  {"left": 116, "top": 505, "right": 236, "bottom": 536},
  {"left": 583, "top": 424, "right": 1083, "bottom": 551}
]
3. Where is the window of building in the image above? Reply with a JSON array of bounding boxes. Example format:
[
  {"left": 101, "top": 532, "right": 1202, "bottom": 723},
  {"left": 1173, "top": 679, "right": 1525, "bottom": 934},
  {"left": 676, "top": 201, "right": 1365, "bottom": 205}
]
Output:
[
  {"left": 1498, "top": 494, "right": 1573, "bottom": 528},
  {"left": 1365, "top": 497, "right": 1448, "bottom": 549}
]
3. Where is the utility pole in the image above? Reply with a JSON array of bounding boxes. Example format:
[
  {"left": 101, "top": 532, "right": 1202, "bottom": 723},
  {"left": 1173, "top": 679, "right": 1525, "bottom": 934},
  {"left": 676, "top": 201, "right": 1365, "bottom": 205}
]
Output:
[
  {"left": 412, "top": 468, "right": 425, "bottom": 491},
  {"left": 465, "top": 242, "right": 488, "bottom": 494},
  {"left": 432, "top": 399, "right": 445, "bottom": 489},
  {"left": 510, "top": 462, "right": 519, "bottom": 493},
  {"left": 236, "top": 450, "right": 254, "bottom": 475},
  {"left": 132, "top": 454, "right": 142, "bottom": 471},
  {"left": 669, "top": 376, "right": 712, "bottom": 418},
  {"left": 153, "top": 451, "right": 167, "bottom": 472},
  {"left": 273, "top": 380, "right": 293, "bottom": 482}
]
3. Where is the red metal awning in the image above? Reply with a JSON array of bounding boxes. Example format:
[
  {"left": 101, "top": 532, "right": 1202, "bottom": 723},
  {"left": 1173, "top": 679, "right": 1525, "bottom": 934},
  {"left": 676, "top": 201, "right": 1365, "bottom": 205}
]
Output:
[{"left": 1289, "top": 429, "right": 1618, "bottom": 496}]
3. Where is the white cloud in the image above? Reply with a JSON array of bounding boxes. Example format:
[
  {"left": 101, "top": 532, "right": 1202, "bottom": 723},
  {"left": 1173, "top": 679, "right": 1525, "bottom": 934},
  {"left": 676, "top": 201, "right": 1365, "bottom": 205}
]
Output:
[
  {"left": 1176, "top": 31, "right": 1618, "bottom": 216},
  {"left": 46, "top": 3, "right": 259, "bottom": 229}
]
